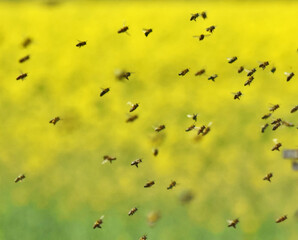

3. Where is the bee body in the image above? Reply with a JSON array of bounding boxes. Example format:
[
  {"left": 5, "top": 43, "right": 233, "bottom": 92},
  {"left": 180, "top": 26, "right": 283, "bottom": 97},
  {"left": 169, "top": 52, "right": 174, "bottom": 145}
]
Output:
[
  {"left": 233, "top": 91, "right": 242, "bottom": 100},
  {"left": 167, "top": 180, "right": 177, "bottom": 190},
  {"left": 197, "top": 125, "right": 206, "bottom": 135},
  {"left": 272, "top": 143, "right": 282, "bottom": 151},
  {"left": 238, "top": 66, "right": 244, "bottom": 73},
  {"left": 269, "top": 104, "right": 279, "bottom": 112},
  {"left": 16, "top": 73, "right": 28, "bottom": 81},
  {"left": 131, "top": 159, "right": 142, "bottom": 168},
  {"left": 195, "top": 69, "right": 205, "bottom": 76},
  {"left": 272, "top": 122, "right": 281, "bottom": 131},
  {"left": 93, "top": 216, "right": 104, "bottom": 229},
  {"left": 126, "top": 115, "right": 138, "bottom": 123},
  {"left": 153, "top": 148, "right": 159, "bottom": 156},
  {"left": 190, "top": 13, "right": 199, "bottom": 21},
  {"left": 118, "top": 26, "right": 129, "bottom": 34},
  {"left": 284, "top": 72, "right": 294, "bottom": 81},
  {"left": 139, "top": 235, "right": 147, "bottom": 240},
  {"left": 244, "top": 76, "right": 254, "bottom": 86},
  {"left": 49, "top": 117, "right": 60, "bottom": 125},
  {"left": 262, "top": 113, "right": 271, "bottom": 120},
  {"left": 154, "top": 125, "right": 165, "bottom": 132},
  {"left": 185, "top": 124, "right": 196, "bottom": 132},
  {"left": 128, "top": 207, "right": 138, "bottom": 216},
  {"left": 271, "top": 67, "right": 276, "bottom": 73},
  {"left": 179, "top": 68, "right": 189, "bottom": 76},
  {"left": 201, "top": 11, "right": 207, "bottom": 19},
  {"left": 144, "top": 181, "right": 155, "bottom": 188},
  {"left": 261, "top": 123, "right": 269, "bottom": 133},
  {"left": 227, "top": 56, "right": 238, "bottom": 64},
  {"left": 76, "top": 41, "right": 86, "bottom": 47},
  {"left": 15, "top": 174, "right": 25, "bottom": 183},
  {"left": 259, "top": 61, "right": 269, "bottom": 69},
  {"left": 290, "top": 105, "right": 298, "bottom": 113},
  {"left": 22, "top": 38, "right": 32, "bottom": 48},
  {"left": 263, "top": 172, "right": 273, "bottom": 182},
  {"left": 208, "top": 74, "right": 218, "bottom": 81},
  {"left": 276, "top": 215, "right": 287, "bottom": 223},
  {"left": 102, "top": 155, "right": 117, "bottom": 164},
  {"left": 246, "top": 68, "right": 256, "bottom": 76},
  {"left": 227, "top": 218, "right": 239, "bottom": 228},
  {"left": 206, "top": 25, "right": 216, "bottom": 33},
  {"left": 100, "top": 88, "right": 110, "bottom": 97},
  {"left": 19, "top": 55, "right": 30, "bottom": 63}
]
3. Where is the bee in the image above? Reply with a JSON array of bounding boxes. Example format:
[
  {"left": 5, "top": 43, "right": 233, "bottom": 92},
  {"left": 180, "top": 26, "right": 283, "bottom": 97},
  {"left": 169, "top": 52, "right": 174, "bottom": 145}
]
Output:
[
  {"left": 49, "top": 117, "right": 60, "bottom": 125},
  {"left": 193, "top": 34, "right": 210, "bottom": 41},
  {"left": 100, "top": 88, "right": 110, "bottom": 97},
  {"left": 128, "top": 207, "right": 138, "bottom": 216},
  {"left": 139, "top": 235, "right": 147, "bottom": 240},
  {"left": 179, "top": 68, "right": 189, "bottom": 76},
  {"left": 271, "top": 67, "right": 276, "bottom": 73},
  {"left": 126, "top": 114, "right": 138, "bottom": 123},
  {"left": 131, "top": 158, "right": 142, "bottom": 168},
  {"left": 190, "top": 13, "right": 199, "bottom": 21},
  {"left": 276, "top": 215, "right": 287, "bottom": 223},
  {"left": 244, "top": 76, "right": 254, "bottom": 86},
  {"left": 195, "top": 69, "right": 205, "bottom": 76},
  {"left": 93, "top": 215, "right": 104, "bottom": 229},
  {"left": 102, "top": 155, "right": 117, "bottom": 164},
  {"left": 118, "top": 26, "right": 129, "bottom": 34},
  {"left": 127, "top": 102, "right": 139, "bottom": 112},
  {"left": 263, "top": 172, "right": 273, "bottom": 182},
  {"left": 147, "top": 211, "right": 161, "bottom": 227},
  {"left": 233, "top": 91, "right": 242, "bottom": 100},
  {"left": 197, "top": 125, "right": 206, "bottom": 135},
  {"left": 153, "top": 148, "right": 159, "bottom": 156},
  {"left": 208, "top": 74, "right": 218, "bottom": 81},
  {"left": 16, "top": 73, "right": 28, "bottom": 81},
  {"left": 15, "top": 174, "right": 25, "bottom": 183},
  {"left": 262, "top": 113, "right": 272, "bottom": 120},
  {"left": 272, "top": 139, "right": 282, "bottom": 151},
  {"left": 269, "top": 104, "right": 279, "bottom": 112},
  {"left": 143, "top": 28, "right": 152, "bottom": 37},
  {"left": 282, "top": 120, "right": 294, "bottom": 127},
  {"left": 271, "top": 118, "right": 282, "bottom": 125},
  {"left": 238, "top": 66, "right": 244, "bottom": 73},
  {"left": 272, "top": 122, "right": 281, "bottom": 131},
  {"left": 76, "top": 40, "right": 87, "bottom": 47},
  {"left": 144, "top": 181, "right": 155, "bottom": 188},
  {"left": 187, "top": 113, "right": 198, "bottom": 122},
  {"left": 284, "top": 72, "right": 294, "bottom": 81},
  {"left": 167, "top": 180, "right": 177, "bottom": 190},
  {"left": 201, "top": 11, "right": 207, "bottom": 19},
  {"left": 19, "top": 55, "right": 30, "bottom": 63},
  {"left": 246, "top": 68, "right": 256, "bottom": 76},
  {"left": 154, "top": 125, "right": 165, "bottom": 132},
  {"left": 206, "top": 25, "right": 216, "bottom": 33},
  {"left": 290, "top": 105, "right": 298, "bottom": 113},
  {"left": 227, "top": 218, "right": 239, "bottom": 228},
  {"left": 202, "top": 122, "right": 212, "bottom": 136},
  {"left": 261, "top": 123, "right": 269, "bottom": 133},
  {"left": 22, "top": 37, "right": 32, "bottom": 48},
  {"left": 227, "top": 56, "right": 238, "bottom": 64},
  {"left": 185, "top": 124, "right": 197, "bottom": 132},
  {"left": 259, "top": 61, "right": 269, "bottom": 69}
]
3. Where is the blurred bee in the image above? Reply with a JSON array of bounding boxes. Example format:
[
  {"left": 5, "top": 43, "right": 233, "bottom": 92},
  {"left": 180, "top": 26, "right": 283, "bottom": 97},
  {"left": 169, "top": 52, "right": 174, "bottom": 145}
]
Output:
[
  {"left": 201, "top": 11, "right": 207, "bottom": 19},
  {"left": 259, "top": 61, "right": 269, "bottom": 69},
  {"left": 143, "top": 28, "right": 152, "bottom": 37},
  {"left": 227, "top": 218, "right": 239, "bottom": 228},
  {"left": 195, "top": 69, "right": 205, "bottom": 76},
  {"left": 139, "top": 235, "right": 147, "bottom": 240},
  {"left": 263, "top": 172, "right": 273, "bottom": 182},
  {"left": 93, "top": 215, "right": 104, "bottom": 229},
  {"left": 76, "top": 40, "right": 87, "bottom": 47},
  {"left": 179, "top": 190, "right": 194, "bottom": 204},
  {"left": 190, "top": 13, "right": 199, "bottom": 21},
  {"left": 244, "top": 76, "right": 254, "bottom": 86},
  {"left": 238, "top": 66, "right": 244, "bottom": 73},
  {"left": 115, "top": 70, "right": 133, "bottom": 81},
  {"left": 147, "top": 211, "right": 161, "bottom": 227},
  {"left": 131, "top": 158, "right": 142, "bottom": 168},
  {"left": 282, "top": 120, "right": 294, "bottom": 127},
  {"left": 128, "top": 207, "right": 138, "bottom": 216},
  {"left": 290, "top": 105, "right": 298, "bottom": 113},
  {"left": 208, "top": 74, "right": 218, "bottom": 81},
  {"left": 261, "top": 123, "right": 269, "bottom": 133},
  {"left": 272, "top": 139, "right": 282, "bottom": 151},
  {"left": 118, "top": 25, "right": 129, "bottom": 34},
  {"left": 193, "top": 34, "right": 210, "bottom": 41},
  {"left": 167, "top": 180, "right": 177, "bottom": 190},
  {"left": 126, "top": 114, "right": 138, "bottom": 123},
  {"left": 154, "top": 125, "right": 165, "bottom": 132},
  {"left": 197, "top": 125, "right": 206, "bottom": 135},
  {"left": 102, "top": 155, "right": 117, "bottom": 164},
  {"left": 187, "top": 113, "right": 198, "bottom": 122},
  {"left": 284, "top": 72, "right": 294, "bottom": 81},
  {"left": 271, "top": 67, "right": 276, "bottom": 73},
  {"left": 19, "top": 55, "right": 30, "bottom": 63},
  {"left": 122, "top": 71, "right": 133, "bottom": 80},
  {"left": 262, "top": 113, "right": 271, "bottom": 120},
  {"left": 144, "top": 181, "right": 155, "bottom": 188},
  {"left": 15, "top": 174, "right": 25, "bottom": 183},
  {"left": 16, "top": 73, "right": 28, "bottom": 81},
  {"left": 246, "top": 68, "right": 256, "bottom": 76},
  {"left": 153, "top": 148, "right": 159, "bottom": 156},
  {"left": 269, "top": 104, "right": 279, "bottom": 112},
  {"left": 127, "top": 102, "right": 139, "bottom": 112},
  {"left": 179, "top": 68, "right": 189, "bottom": 76},
  {"left": 49, "top": 117, "right": 60, "bottom": 125},
  {"left": 206, "top": 25, "right": 216, "bottom": 33},
  {"left": 233, "top": 91, "right": 242, "bottom": 100},
  {"left": 227, "top": 56, "right": 238, "bottom": 64},
  {"left": 22, "top": 37, "right": 32, "bottom": 48},
  {"left": 185, "top": 124, "right": 197, "bottom": 132},
  {"left": 100, "top": 88, "right": 110, "bottom": 97},
  {"left": 272, "top": 122, "right": 281, "bottom": 131},
  {"left": 276, "top": 215, "right": 287, "bottom": 223},
  {"left": 202, "top": 122, "right": 212, "bottom": 136}
]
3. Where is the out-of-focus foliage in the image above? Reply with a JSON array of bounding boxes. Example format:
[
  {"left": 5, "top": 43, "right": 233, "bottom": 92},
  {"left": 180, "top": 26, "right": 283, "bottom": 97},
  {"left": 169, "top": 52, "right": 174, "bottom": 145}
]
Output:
[{"left": 0, "top": 1, "right": 297, "bottom": 240}]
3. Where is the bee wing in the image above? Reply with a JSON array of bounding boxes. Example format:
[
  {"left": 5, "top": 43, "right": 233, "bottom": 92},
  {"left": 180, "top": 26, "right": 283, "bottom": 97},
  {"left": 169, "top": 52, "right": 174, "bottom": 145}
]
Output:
[
  {"left": 102, "top": 160, "right": 108, "bottom": 165},
  {"left": 227, "top": 220, "right": 233, "bottom": 224},
  {"left": 127, "top": 101, "right": 133, "bottom": 106},
  {"left": 193, "top": 35, "right": 201, "bottom": 38},
  {"left": 207, "top": 122, "right": 213, "bottom": 127},
  {"left": 100, "top": 215, "right": 104, "bottom": 220},
  {"left": 284, "top": 72, "right": 290, "bottom": 76},
  {"left": 187, "top": 114, "right": 194, "bottom": 118},
  {"left": 273, "top": 138, "right": 278, "bottom": 144}
]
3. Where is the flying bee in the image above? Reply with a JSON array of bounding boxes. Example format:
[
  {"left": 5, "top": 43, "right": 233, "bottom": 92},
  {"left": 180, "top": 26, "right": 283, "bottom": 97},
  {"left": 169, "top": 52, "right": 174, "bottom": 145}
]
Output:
[
  {"left": 187, "top": 113, "right": 198, "bottom": 122},
  {"left": 167, "top": 180, "right": 177, "bottom": 190},
  {"left": 185, "top": 124, "right": 197, "bottom": 132},
  {"left": 227, "top": 56, "right": 238, "bottom": 64},
  {"left": 290, "top": 105, "right": 298, "bottom": 113},
  {"left": 131, "top": 158, "right": 142, "bottom": 168},
  {"left": 271, "top": 118, "right": 282, "bottom": 125},
  {"left": 262, "top": 113, "right": 272, "bottom": 120},
  {"left": 238, "top": 66, "right": 244, "bottom": 73},
  {"left": 272, "top": 139, "right": 282, "bottom": 151},
  {"left": 93, "top": 215, "right": 104, "bottom": 229},
  {"left": 197, "top": 125, "right": 206, "bottom": 135},
  {"left": 143, "top": 28, "right": 152, "bottom": 37},
  {"left": 118, "top": 25, "right": 129, "bottom": 34},
  {"left": 272, "top": 122, "right": 281, "bottom": 131},
  {"left": 102, "top": 155, "right": 117, "bottom": 164},
  {"left": 227, "top": 218, "right": 239, "bottom": 228},
  {"left": 15, "top": 174, "right": 25, "bottom": 183},
  {"left": 179, "top": 68, "right": 189, "bottom": 76},
  {"left": 22, "top": 37, "right": 32, "bottom": 48},
  {"left": 127, "top": 102, "right": 139, "bottom": 112},
  {"left": 284, "top": 72, "right": 294, "bottom": 81},
  {"left": 128, "top": 207, "right": 138, "bottom": 216},
  {"left": 144, "top": 181, "right": 155, "bottom": 188},
  {"left": 282, "top": 120, "right": 294, "bottom": 127},
  {"left": 76, "top": 40, "right": 87, "bottom": 47},
  {"left": 153, "top": 148, "right": 159, "bottom": 156},
  {"left": 139, "top": 235, "right": 147, "bottom": 240},
  {"left": 263, "top": 172, "right": 273, "bottom": 182},
  {"left": 126, "top": 114, "right": 138, "bottom": 123},
  {"left": 208, "top": 74, "right": 218, "bottom": 81},
  {"left": 154, "top": 125, "right": 165, "bottom": 132},
  {"left": 122, "top": 71, "right": 133, "bottom": 80},
  {"left": 19, "top": 55, "right": 30, "bottom": 63},
  {"left": 16, "top": 72, "right": 28, "bottom": 81},
  {"left": 244, "top": 76, "right": 254, "bottom": 86},
  {"left": 201, "top": 11, "right": 207, "bottom": 19},
  {"left": 193, "top": 34, "right": 210, "bottom": 41},
  {"left": 245, "top": 68, "right": 256, "bottom": 76},
  {"left": 49, "top": 117, "right": 60, "bottom": 125},
  {"left": 271, "top": 67, "right": 276, "bottom": 73},
  {"left": 100, "top": 87, "right": 110, "bottom": 97},
  {"left": 202, "top": 122, "right": 212, "bottom": 136},
  {"left": 276, "top": 215, "right": 287, "bottom": 223},
  {"left": 259, "top": 61, "right": 269, "bottom": 69},
  {"left": 233, "top": 91, "right": 242, "bottom": 100},
  {"left": 261, "top": 123, "right": 269, "bottom": 133},
  {"left": 269, "top": 104, "right": 279, "bottom": 112},
  {"left": 206, "top": 25, "right": 216, "bottom": 33},
  {"left": 195, "top": 69, "right": 205, "bottom": 76},
  {"left": 190, "top": 13, "right": 199, "bottom": 21}
]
